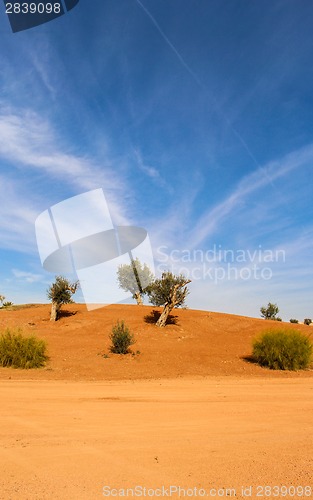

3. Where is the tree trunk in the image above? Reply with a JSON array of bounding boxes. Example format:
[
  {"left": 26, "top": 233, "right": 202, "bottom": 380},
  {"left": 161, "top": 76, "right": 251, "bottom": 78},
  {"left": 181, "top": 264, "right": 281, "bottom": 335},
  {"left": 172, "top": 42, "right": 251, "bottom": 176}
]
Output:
[
  {"left": 134, "top": 292, "right": 143, "bottom": 305},
  {"left": 50, "top": 301, "right": 61, "bottom": 321},
  {"left": 156, "top": 303, "right": 173, "bottom": 327}
]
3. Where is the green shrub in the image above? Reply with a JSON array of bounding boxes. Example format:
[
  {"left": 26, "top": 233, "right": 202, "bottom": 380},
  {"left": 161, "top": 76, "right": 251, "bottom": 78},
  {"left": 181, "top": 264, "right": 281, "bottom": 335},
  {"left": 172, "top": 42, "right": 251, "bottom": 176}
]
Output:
[
  {"left": 0, "top": 328, "right": 47, "bottom": 369},
  {"left": 290, "top": 319, "right": 299, "bottom": 324},
  {"left": 252, "top": 329, "right": 313, "bottom": 370},
  {"left": 2, "top": 301, "right": 13, "bottom": 308},
  {"left": 109, "top": 320, "right": 135, "bottom": 354},
  {"left": 304, "top": 318, "right": 312, "bottom": 326}
]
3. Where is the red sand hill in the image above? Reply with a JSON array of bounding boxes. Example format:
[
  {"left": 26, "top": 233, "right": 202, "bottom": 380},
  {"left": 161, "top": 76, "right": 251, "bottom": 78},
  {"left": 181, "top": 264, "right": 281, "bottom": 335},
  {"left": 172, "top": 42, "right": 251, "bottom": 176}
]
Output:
[{"left": 0, "top": 304, "right": 312, "bottom": 380}]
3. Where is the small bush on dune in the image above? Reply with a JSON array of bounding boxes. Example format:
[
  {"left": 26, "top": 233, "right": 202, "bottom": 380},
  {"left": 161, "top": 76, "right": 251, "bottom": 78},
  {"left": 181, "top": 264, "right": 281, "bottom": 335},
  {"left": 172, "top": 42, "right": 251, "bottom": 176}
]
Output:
[
  {"left": 0, "top": 328, "right": 47, "bottom": 369},
  {"left": 109, "top": 320, "right": 135, "bottom": 354},
  {"left": 2, "top": 301, "right": 13, "bottom": 308},
  {"left": 304, "top": 318, "right": 312, "bottom": 326},
  {"left": 0, "top": 295, "right": 13, "bottom": 308},
  {"left": 290, "top": 319, "right": 299, "bottom": 324},
  {"left": 252, "top": 329, "right": 312, "bottom": 371}
]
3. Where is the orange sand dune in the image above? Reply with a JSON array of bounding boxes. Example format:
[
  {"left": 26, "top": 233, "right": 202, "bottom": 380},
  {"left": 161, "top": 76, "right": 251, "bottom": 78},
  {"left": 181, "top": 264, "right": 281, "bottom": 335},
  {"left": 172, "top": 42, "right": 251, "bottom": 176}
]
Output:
[{"left": 0, "top": 303, "right": 312, "bottom": 380}]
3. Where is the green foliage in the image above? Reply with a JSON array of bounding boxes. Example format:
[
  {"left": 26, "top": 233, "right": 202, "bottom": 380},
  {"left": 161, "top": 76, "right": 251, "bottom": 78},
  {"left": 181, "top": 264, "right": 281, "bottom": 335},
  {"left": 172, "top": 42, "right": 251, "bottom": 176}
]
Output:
[
  {"left": 146, "top": 272, "right": 190, "bottom": 308},
  {"left": 0, "top": 295, "right": 13, "bottom": 308},
  {"left": 260, "top": 302, "right": 281, "bottom": 321},
  {"left": 252, "top": 329, "right": 312, "bottom": 371},
  {"left": 109, "top": 320, "right": 135, "bottom": 354},
  {"left": 0, "top": 328, "right": 47, "bottom": 369},
  {"left": 304, "top": 318, "right": 312, "bottom": 326},
  {"left": 47, "top": 276, "right": 79, "bottom": 305},
  {"left": 290, "top": 318, "right": 299, "bottom": 324},
  {"left": 117, "top": 258, "right": 154, "bottom": 302}
]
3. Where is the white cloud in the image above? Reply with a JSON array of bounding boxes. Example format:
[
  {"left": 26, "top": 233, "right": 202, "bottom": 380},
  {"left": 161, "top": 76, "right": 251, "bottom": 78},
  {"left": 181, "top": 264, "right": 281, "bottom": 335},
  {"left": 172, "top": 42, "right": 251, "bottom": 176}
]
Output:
[{"left": 12, "top": 269, "right": 43, "bottom": 283}]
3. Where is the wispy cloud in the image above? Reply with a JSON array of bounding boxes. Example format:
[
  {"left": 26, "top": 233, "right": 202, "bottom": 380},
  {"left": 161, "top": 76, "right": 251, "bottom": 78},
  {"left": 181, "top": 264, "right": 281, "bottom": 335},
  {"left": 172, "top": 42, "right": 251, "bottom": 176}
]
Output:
[
  {"left": 0, "top": 174, "right": 39, "bottom": 252},
  {"left": 0, "top": 107, "right": 135, "bottom": 252},
  {"left": 133, "top": 148, "right": 173, "bottom": 192},
  {"left": 135, "top": 0, "right": 203, "bottom": 88},
  {"left": 28, "top": 44, "right": 57, "bottom": 100},
  {"left": 148, "top": 172, "right": 204, "bottom": 254},
  {"left": 135, "top": 0, "right": 261, "bottom": 170},
  {"left": 0, "top": 106, "right": 133, "bottom": 211},
  {"left": 186, "top": 143, "right": 313, "bottom": 249},
  {"left": 134, "top": 148, "right": 160, "bottom": 179},
  {"left": 0, "top": 108, "right": 119, "bottom": 191},
  {"left": 12, "top": 269, "right": 43, "bottom": 283}
]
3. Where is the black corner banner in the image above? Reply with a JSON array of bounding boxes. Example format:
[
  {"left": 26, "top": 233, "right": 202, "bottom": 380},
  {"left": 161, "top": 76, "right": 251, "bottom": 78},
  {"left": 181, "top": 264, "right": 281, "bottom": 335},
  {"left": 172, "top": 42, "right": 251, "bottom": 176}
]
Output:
[
  {"left": 64, "top": 0, "right": 79, "bottom": 12},
  {"left": 3, "top": 0, "right": 80, "bottom": 33}
]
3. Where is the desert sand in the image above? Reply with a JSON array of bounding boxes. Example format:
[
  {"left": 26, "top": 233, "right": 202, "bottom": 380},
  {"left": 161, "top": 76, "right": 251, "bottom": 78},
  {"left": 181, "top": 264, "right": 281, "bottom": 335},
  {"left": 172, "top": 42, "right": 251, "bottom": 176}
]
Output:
[{"left": 0, "top": 305, "right": 312, "bottom": 499}]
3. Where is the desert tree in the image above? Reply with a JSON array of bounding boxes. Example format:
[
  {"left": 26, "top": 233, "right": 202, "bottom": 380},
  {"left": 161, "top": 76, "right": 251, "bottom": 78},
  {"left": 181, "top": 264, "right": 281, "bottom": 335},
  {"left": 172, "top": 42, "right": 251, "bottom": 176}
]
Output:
[
  {"left": 117, "top": 258, "right": 154, "bottom": 305},
  {"left": 47, "top": 276, "right": 79, "bottom": 321},
  {"left": 146, "top": 271, "right": 191, "bottom": 327},
  {"left": 260, "top": 302, "right": 281, "bottom": 321}
]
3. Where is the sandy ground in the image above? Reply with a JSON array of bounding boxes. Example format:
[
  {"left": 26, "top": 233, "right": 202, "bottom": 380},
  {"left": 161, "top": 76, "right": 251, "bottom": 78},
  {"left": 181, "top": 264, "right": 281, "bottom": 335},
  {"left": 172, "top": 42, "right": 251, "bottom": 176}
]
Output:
[
  {"left": 1, "top": 378, "right": 312, "bottom": 500},
  {"left": 0, "top": 305, "right": 313, "bottom": 498}
]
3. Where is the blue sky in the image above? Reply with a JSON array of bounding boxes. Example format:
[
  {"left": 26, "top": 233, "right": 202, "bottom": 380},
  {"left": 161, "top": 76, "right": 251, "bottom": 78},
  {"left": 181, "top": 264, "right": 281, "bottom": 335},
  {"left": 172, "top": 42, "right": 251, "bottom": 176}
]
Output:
[{"left": 0, "top": 0, "right": 313, "bottom": 320}]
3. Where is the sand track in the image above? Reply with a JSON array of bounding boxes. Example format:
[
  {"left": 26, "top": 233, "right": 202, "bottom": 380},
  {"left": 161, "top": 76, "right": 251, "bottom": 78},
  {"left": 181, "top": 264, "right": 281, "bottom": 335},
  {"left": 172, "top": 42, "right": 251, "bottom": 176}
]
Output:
[{"left": 1, "top": 378, "right": 313, "bottom": 499}]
